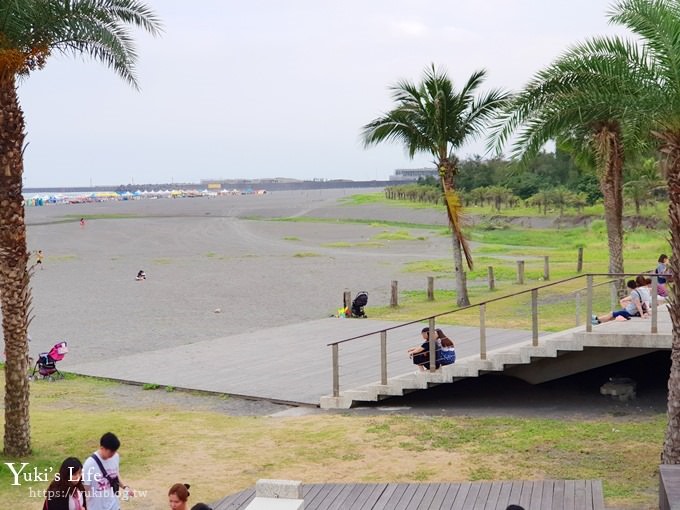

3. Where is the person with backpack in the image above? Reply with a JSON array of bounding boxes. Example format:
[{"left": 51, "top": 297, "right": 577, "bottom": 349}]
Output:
[
  {"left": 82, "top": 432, "right": 132, "bottom": 510},
  {"left": 43, "top": 457, "right": 87, "bottom": 510}
]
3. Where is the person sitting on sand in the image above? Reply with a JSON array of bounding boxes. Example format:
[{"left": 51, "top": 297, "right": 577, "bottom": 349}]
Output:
[
  {"left": 135, "top": 270, "right": 146, "bottom": 281},
  {"left": 436, "top": 328, "right": 456, "bottom": 366},
  {"left": 408, "top": 327, "right": 441, "bottom": 371},
  {"left": 592, "top": 279, "right": 648, "bottom": 324}
]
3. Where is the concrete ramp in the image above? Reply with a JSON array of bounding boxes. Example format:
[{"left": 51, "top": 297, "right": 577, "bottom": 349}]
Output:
[{"left": 320, "top": 307, "right": 672, "bottom": 409}]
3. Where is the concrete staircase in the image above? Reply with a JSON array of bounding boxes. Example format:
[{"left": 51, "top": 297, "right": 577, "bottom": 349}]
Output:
[{"left": 320, "top": 314, "right": 672, "bottom": 409}]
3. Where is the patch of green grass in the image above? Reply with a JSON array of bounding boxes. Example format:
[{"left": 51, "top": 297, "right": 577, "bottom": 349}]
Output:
[
  {"left": 322, "top": 241, "right": 385, "bottom": 249},
  {"left": 268, "top": 216, "right": 447, "bottom": 232},
  {"left": 293, "top": 252, "right": 321, "bottom": 258},
  {"left": 142, "top": 383, "right": 160, "bottom": 390},
  {"left": 283, "top": 236, "right": 301, "bottom": 241},
  {"left": 374, "top": 230, "right": 424, "bottom": 241},
  {"left": 165, "top": 386, "right": 175, "bottom": 393},
  {"left": 47, "top": 254, "right": 78, "bottom": 262},
  {"left": 322, "top": 242, "right": 353, "bottom": 248},
  {"left": 152, "top": 258, "right": 173, "bottom": 265},
  {"left": 205, "top": 252, "right": 217, "bottom": 258}
]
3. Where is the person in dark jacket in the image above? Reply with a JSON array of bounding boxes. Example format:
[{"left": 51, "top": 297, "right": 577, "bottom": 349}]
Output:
[{"left": 43, "top": 457, "right": 87, "bottom": 509}]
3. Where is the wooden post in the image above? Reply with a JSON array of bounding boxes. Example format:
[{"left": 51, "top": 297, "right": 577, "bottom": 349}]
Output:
[
  {"left": 516, "top": 260, "right": 525, "bottom": 285},
  {"left": 390, "top": 280, "right": 398, "bottom": 308},
  {"left": 543, "top": 256, "right": 550, "bottom": 281},
  {"left": 531, "top": 288, "right": 539, "bottom": 346},
  {"left": 577, "top": 247, "right": 584, "bottom": 273},
  {"left": 479, "top": 304, "right": 487, "bottom": 360},
  {"left": 488, "top": 266, "right": 495, "bottom": 291},
  {"left": 343, "top": 290, "right": 351, "bottom": 313},
  {"left": 652, "top": 276, "right": 658, "bottom": 334},
  {"left": 332, "top": 344, "right": 339, "bottom": 397},
  {"left": 428, "top": 317, "right": 436, "bottom": 372},
  {"left": 380, "top": 331, "right": 387, "bottom": 385},
  {"left": 427, "top": 276, "right": 434, "bottom": 301},
  {"left": 586, "top": 275, "right": 593, "bottom": 333}
]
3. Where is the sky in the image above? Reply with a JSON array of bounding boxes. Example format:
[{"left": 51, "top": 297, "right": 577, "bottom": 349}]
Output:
[{"left": 19, "top": 0, "right": 630, "bottom": 188}]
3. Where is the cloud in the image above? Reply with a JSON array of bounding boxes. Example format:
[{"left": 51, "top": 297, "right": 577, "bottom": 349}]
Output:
[{"left": 390, "top": 20, "right": 428, "bottom": 38}]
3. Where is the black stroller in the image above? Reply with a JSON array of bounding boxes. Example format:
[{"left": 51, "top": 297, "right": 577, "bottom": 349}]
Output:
[
  {"left": 351, "top": 291, "right": 368, "bottom": 318},
  {"left": 31, "top": 341, "right": 68, "bottom": 380}
]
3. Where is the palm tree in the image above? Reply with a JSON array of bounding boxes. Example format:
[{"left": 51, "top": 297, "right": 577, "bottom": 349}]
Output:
[
  {"left": 0, "top": 0, "right": 161, "bottom": 456},
  {"left": 623, "top": 157, "right": 665, "bottom": 214},
  {"left": 490, "top": 39, "right": 650, "bottom": 293},
  {"left": 557, "top": 0, "right": 680, "bottom": 465},
  {"left": 362, "top": 65, "right": 508, "bottom": 306}
]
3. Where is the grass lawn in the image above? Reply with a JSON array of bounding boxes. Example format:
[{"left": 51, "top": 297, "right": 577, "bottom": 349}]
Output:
[{"left": 0, "top": 373, "right": 665, "bottom": 509}]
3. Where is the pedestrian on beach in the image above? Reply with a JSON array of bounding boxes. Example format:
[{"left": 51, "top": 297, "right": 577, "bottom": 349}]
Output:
[
  {"left": 80, "top": 217, "right": 86, "bottom": 228},
  {"left": 36, "top": 249, "right": 44, "bottom": 269},
  {"left": 135, "top": 270, "right": 146, "bottom": 281},
  {"left": 168, "top": 483, "right": 191, "bottom": 510},
  {"left": 407, "top": 327, "right": 442, "bottom": 371},
  {"left": 82, "top": 432, "right": 132, "bottom": 510},
  {"left": 43, "top": 457, "right": 87, "bottom": 510}
]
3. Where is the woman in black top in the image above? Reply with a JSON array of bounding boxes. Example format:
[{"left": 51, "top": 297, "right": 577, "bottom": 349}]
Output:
[{"left": 43, "top": 457, "right": 87, "bottom": 510}]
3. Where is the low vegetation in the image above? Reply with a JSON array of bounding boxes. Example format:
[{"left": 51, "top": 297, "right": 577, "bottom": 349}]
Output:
[{"left": 0, "top": 374, "right": 663, "bottom": 509}]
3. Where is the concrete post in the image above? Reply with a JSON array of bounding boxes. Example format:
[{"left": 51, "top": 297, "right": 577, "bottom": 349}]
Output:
[{"left": 332, "top": 344, "right": 339, "bottom": 397}]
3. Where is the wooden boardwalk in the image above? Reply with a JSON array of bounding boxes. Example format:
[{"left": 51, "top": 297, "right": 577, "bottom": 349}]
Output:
[
  {"left": 213, "top": 480, "right": 605, "bottom": 509},
  {"left": 61, "top": 318, "right": 537, "bottom": 405}
]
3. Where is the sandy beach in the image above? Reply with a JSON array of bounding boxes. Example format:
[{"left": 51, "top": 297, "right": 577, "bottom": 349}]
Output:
[{"left": 21, "top": 189, "right": 455, "bottom": 364}]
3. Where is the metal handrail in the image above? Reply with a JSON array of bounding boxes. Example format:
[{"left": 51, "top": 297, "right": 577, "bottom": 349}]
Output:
[{"left": 327, "top": 272, "right": 667, "bottom": 398}]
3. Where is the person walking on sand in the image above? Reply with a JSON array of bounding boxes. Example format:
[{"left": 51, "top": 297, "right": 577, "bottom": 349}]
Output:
[
  {"left": 36, "top": 249, "right": 44, "bottom": 270},
  {"left": 80, "top": 217, "right": 86, "bottom": 228},
  {"left": 82, "top": 432, "right": 132, "bottom": 510}
]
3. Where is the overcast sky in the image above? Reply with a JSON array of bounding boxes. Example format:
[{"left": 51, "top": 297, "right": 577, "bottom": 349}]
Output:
[{"left": 19, "top": 0, "right": 628, "bottom": 188}]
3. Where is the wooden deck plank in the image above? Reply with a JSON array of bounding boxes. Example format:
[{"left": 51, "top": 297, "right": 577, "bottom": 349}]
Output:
[
  {"left": 356, "top": 483, "right": 389, "bottom": 510},
  {"left": 300, "top": 484, "right": 326, "bottom": 507},
  {"left": 417, "top": 483, "right": 442, "bottom": 509},
  {"left": 377, "top": 483, "right": 409, "bottom": 509},
  {"left": 393, "top": 483, "right": 420, "bottom": 510},
  {"left": 312, "top": 483, "right": 345, "bottom": 509},
  {"left": 494, "top": 481, "right": 513, "bottom": 510},
  {"left": 592, "top": 480, "right": 605, "bottom": 510},
  {"left": 451, "top": 482, "right": 472, "bottom": 510},
  {"left": 552, "top": 480, "right": 565, "bottom": 510},
  {"left": 370, "top": 483, "right": 401, "bottom": 510},
  {"left": 563, "top": 479, "right": 575, "bottom": 510},
  {"left": 519, "top": 480, "right": 534, "bottom": 508},
  {"left": 472, "top": 481, "right": 492, "bottom": 510},
  {"left": 574, "top": 480, "right": 586, "bottom": 510},
  {"left": 539, "top": 480, "right": 554, "bottom": 510},
  {"left": 527, "top": 480, "right": 544, "bottom": 510},
  {"left": 483, "top": 481, "right": 503, "bottom": 510},
  {"left": 507, "top": 481, "right": 523, "bottom": 508},
  {"left": 434, "top": 483, "right": 462, "bottom": 510},
  {"left": 584, "top": 480, "right": 593, "bottom": 510},
  {"left": 326, "top": 483, "right": 359, "bottom": 510},
  {"left": 460, "top": 482, "right": 482, "bottom": 510},
  {"left": 341, "top": 483, "right": 373, "bottom": 509}
]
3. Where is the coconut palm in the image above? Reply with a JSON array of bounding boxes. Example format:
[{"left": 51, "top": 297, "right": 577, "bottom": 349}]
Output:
[
  {"left": 490, "top": 37, "right": 651, "bottom": 293},
  {"left": 0, "top": 0, "right": 161, "bottom": 456},
  {"left": 362, "top": 65, "right": 508, "bottom": 306}
]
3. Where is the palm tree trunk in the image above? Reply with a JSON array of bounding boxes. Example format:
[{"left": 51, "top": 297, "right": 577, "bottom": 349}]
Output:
[
  {"left": 595, "top": 127, "right": 625, "bottom": 291},
  {"left": 0, "top": 78, "right": 31, "bottom": 457},
  {"left": 438, "top": 158, "right": 470, "bottom": 307},
  {"left": 660, "top": 132, "right": 680, "bottom": 464}
]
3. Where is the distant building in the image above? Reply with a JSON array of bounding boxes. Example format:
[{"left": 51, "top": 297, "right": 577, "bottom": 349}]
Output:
[{"left": 389, "top": 168, "right": 438, "bottom": 181}]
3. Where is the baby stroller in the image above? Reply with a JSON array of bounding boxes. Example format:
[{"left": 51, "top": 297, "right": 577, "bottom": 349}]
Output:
[
  {"left": 351, "top": 291, "right": 368, "bottom": 318},
  {"left": 31, "top": 341, "right": 68, "bottom": 380}
]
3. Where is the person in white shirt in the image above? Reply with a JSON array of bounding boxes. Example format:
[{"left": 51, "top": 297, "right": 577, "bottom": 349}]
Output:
[{"left": 82, "top": 432, "right": 131, "bottom": 510}]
